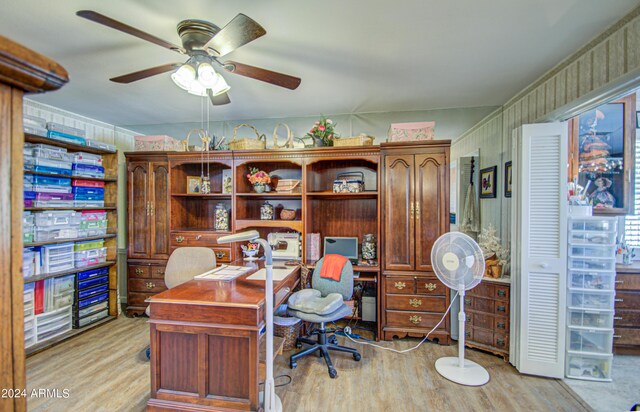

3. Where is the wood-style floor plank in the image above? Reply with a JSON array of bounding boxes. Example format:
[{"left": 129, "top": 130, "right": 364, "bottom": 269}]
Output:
[{"left": 26, "top": 316, "right": 591, "bottom": 412}]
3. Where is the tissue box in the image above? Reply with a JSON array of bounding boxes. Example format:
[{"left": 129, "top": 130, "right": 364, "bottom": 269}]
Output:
[
  {"left": 134, "top": 135, "right": 182, "bottom": 151},
  {"left": 388, "top": 121, "right": 435, "bottom": 142}
]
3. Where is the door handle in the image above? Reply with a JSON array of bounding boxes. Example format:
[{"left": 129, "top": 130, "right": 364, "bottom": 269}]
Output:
[
  {"left": 135, "top": 268, "right": 143, "bottom": 275},
  {"left": 424, "top": 283, "right": 437, "bottom": 292},
  {"left": 145, "top": 282, "right": 156, "bottom": 290},
  {"left": 410, "top": 203, "right": 415, "bottom": 218},
  {"left": 539, "top": 263, "right": 549, "bottom": 269},
  {"left": 415, "top": 202, "right": 420, "bottom": 218},
  {"left": 215, "top": 251, "right": 226, "bottom": 259},
  {"left": 195, "top": 235, "right": 202, "bottom": 241},
  {"left": 146, "top": 201, "right": 150, "bottom": 216},
  {"left": 150, "top": 202, "right": 154, "bottom": 217},
  {"left": 394, "top": 281, "right": 406, "bottom": 290}
]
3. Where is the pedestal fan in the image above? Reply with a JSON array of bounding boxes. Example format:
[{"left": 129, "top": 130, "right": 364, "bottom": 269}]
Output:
[{"left": 431, "top": 232, "right": 490, "bottom": 386}]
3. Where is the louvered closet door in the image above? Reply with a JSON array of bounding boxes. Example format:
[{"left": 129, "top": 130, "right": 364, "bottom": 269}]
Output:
[
  {"left": 513, "top": 122, "right": 568, "bottom": 378},
  {"left": 384, "top": 155, "right": 415, "bottom": 271}
]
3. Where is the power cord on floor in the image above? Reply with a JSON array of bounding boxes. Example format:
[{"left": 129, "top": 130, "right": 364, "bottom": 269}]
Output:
[
  {"left": 343, "top": 292, "right": 459, "bottom": 354},
  {"left": 259, "top": 374, "right": 293, "bottom": 389}
]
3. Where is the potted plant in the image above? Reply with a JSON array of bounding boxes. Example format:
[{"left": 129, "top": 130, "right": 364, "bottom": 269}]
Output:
[
  {"left": 306, "top": 116, "right": 338, "bottom": 147},
  {"left": 246, "top": 167, "right": 271, "bottom": 193}
]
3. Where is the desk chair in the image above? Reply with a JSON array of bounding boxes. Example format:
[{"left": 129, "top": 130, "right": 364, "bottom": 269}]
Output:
[
  {"left": 145, "top": 247, "right": 216, "bottom": 358},
  {"left": 287, "top": 257, "right": 361, "bottom": 378}
]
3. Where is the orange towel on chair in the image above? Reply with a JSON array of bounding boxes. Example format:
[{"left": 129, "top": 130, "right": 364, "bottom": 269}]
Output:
[{"left": 320, "top": 254, "right": 348, "bottom": 281}]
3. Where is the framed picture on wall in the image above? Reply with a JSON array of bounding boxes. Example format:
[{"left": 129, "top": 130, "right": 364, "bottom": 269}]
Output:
[
  {"left": 504, "top": 161, "right": 512, "bottom": 198},
  {"left": 186, "top": 176, "right": 202, "bottom": 194},
  {"left": 480, "top": 166, "right": 497, "bottom": 198}
]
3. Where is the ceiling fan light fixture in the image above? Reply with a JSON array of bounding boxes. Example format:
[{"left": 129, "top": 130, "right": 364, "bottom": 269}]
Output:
[
  {"left": 211, "top": 73, "right": 230, "bottom": 96},
  {"left": 197, "top": 61, "right": 217, "bottom": 87},
  {"left": 187, "top": 78, "right": 208, "bottom": 96},
  {"left": 171, "top": 63, "right": 196, "bottom": 90}
]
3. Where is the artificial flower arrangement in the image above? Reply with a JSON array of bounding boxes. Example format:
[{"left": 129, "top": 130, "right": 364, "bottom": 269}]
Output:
[
  {"left": 617, "top": 241, "right": 636, "bottom": 264},
  {"left": 246, "top": 167, "right": 271, "bottom": 186},
  {"left": 306, "top": 116, "right": 338, "bottom": 146},
  {"left": 478, "top": 224, "right": 510, "bottom": 278}
]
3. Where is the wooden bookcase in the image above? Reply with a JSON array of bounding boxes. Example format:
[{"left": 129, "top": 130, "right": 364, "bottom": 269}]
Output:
[{"left": 24, "top": 133, "right": 119, "bottom": 356}]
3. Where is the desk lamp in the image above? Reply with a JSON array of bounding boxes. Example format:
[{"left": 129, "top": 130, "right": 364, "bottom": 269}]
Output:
[{"left": 217, "top": 230, "right": 282, "bottom": 412}]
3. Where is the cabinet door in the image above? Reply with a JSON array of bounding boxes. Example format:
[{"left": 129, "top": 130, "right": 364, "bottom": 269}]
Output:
[
  {"left": 150, "top": 162, "right": 170, "bottom": 259},
  {"left": 127, "top": 161, "right": 150, "bottom": 259},
  {"left": 414, "top": 152, "right": 448, "bottom": 272},
  {"left": 384, "top": 155, "right": 415, "bottom": 271}
]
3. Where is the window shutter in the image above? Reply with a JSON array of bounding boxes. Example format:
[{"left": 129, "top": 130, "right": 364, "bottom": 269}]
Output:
[{"left": 624, "top": 139, "right": 640, "bottom": 246}]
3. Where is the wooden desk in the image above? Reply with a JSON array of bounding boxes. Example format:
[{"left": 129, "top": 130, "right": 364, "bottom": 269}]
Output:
[
  {"left": 147, "top": 260, "right": 300, "bottom": 411},
  {"left": 615, "top": 262, "right": 640, "bottom": 354}
]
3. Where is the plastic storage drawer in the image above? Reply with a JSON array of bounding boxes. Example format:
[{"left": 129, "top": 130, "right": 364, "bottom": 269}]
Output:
[
  {"left": 569, "top": 230, "right": 617, "bottom": 245},
  {"left": 567, "top": 308, "right": 614, "bottom": 329},
  {"left": 75, "top": 292, "right": 108, "bottom": 309},
  {"left": 40, "top": 243, "right": 75, "bottom": 273},
  {"left": 72, "top": 187, "right": 105, "bottom": 196},
  {"left": 75, "top": 300, "right": 108, "bottom": 318},
  {"left": 567, "top": 327, "right": 613, "bottom": 355},
  {"left": 77, "top": 266, "right": 109, "bottom": 282},
  {"left": 31, "top": 144, "right": 74, "bottom": 161},
  {"left": 74, "top": 200, "right": 105, "bottom": 208},
  {"left": 33, "top": 157, "right": 72, "bottom": 171},
  {"left": 72, "top": 164, "right": 104, "bottom": 178},
  {"left": 81, "top": 210, "right": 107, "bottom": 221},
  {"left": 74, "top": 193, "right": 104, "bottom": 201},
  {"left": 568, "top": 245, "right": 616, "bottom": 259},
  {"left": 73, "top": 308, "right": 109, "bottom": 328},
  {"left": 72, "top": 179, "right": 104, "bottom": 188},
  {"left": 35, "top": 307, "right": 72, "bottom": 343},
  {"left": 34, "top": 226, "right": 80, "bottom": 242},
  {"left": 568, "top": 271, "right": 615, "bottom": 291},
  {"left": 76, "top": 284, "right": 108, "bottom": 300},
  {"left": 566, "top": 352, "right": 612, "bottom": 381},
  {"left": 568, "top": 289, "right": 615, "bottom": 310},
  {"left": 33, "top": 192, "right": 74, "bottom": 208},
  {"left": 32, "top": 184, "right": 72, "bottom": 194},
  {"left": 51, "top": 291, "right": 74, "bottom": 310},
  {"left": 568, "top": 257, "right": 616, "bottom": 272},
  {"left": 51, "top": 274, "right": 75, "bottom": 294},
  {"left": 73, "top": 152, "right": 103, "bottom": 166},
  {"left": 77, "top": 275, "right": 108, "bottom": 291},
  {"left": 86, "top": 139, "right": 116, "bottom": 152},
  {"left": 83, "top": 228, "right": 107, "bottom": 237},
  {"left": 74, "top": 239, "right": 105, "bottom": 251},
  {"left": 74, "top": 247, "right": 107, "bottom": 268},
  {"left": 34, "top": 210, "right": 80, "bottom": 227},
  {"left": 569, "top": 219, "right": 617, "bottom": 232},
  {"left": 79, "top": 219, "right": 107, "bottom": 230}
]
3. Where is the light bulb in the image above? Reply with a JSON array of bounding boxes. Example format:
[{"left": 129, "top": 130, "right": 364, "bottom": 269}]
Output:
[
  {"left": 187, "top": 79, "right": 208, "bottom": 96},
  {"left": 211, "top": 73, "right": 230, "bottom": 96},
  {"left": 171, "top": 64, "right": 196, "bottom": 90},
  {"left": 197, "top": 62, "right": 217, "bottom": 87}
]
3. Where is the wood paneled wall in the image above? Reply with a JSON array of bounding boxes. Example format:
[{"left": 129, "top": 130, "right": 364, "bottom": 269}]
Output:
[{"left": 452, "top": 5, "right": 640, "bottom": 250}]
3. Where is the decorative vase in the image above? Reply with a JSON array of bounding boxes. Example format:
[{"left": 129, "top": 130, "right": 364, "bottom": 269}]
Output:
[
  {"left": 313, "top": 137, "right": 325, "bottom": 147},
  {"left": 254, "top": 183, "right": 265, "bottom": 193},
  {"left": 362, "top": 234, "right": 376, "bottom": 260},
  {"left": 214, "top": 203, "right": 229, "bottom": 231},
  {"left": 260, "top": 201, "right": 274, "bottom": 220},
  {"left": 201, "top": 176, "right": 211, "bottom": 194},
  {"left": 623, "top": 253, "right": 633, "bottom": 265}
]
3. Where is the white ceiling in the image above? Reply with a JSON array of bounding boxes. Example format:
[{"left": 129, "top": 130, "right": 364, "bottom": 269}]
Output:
[{"left": 1, "top": 0, "right": 638, "bottom": 128}]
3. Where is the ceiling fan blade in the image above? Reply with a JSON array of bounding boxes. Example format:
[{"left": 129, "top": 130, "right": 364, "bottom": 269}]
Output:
[
  {"left": 203, "top": 14, "right": 266, "bottom": 57},
  {"left": 208, "top": 90, "right": 231, "bottom": 106},
  {"left": 77, "top": 10, "right": 185, "bottom": 54},
  {"left": 110, "top": 63, "right": 182, "bottom": 83},
  {"left": 223, "top": 61, "right": 301, "bottom": 90}
]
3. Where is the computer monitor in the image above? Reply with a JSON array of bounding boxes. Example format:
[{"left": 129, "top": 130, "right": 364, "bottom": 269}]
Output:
[{"left": 323, "top": 237, "right": 358, "bottom": 262}]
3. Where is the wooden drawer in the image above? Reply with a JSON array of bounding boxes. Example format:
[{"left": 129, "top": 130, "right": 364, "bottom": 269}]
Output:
[
  {"left": 212, "top": 247, "right": 232, "bottom": 263},
  {"left": 464, "top": 296, "right": 509, "bottom": 316},
  {"left": 470, "top": 312, "right": 494, "bottom": 330},
  {"left": 469, "top": 327, "right": 493, "bottom": 346},
  {"left": 615, "top": 274, "right": 640, "bottom": 291},
  {"left": 385, "top": 310, "right": 444, "bottom": 329},
  {"left": 385, "top": 294, "right": 447, "bottom": 312},
  {"left": 495, "top": 301, "right": 509, "bottom": 316},
  {"left": 493, "top": 284, "right": 510, "bottom": 301},
  {"left": 614, "top": 328, "right": 640, "bottom": 346},
  {"left": 415, "top": 277, "right": 446, "bottom": 296},
  {"left": 494, "top": 316, "right": 510, "bottom": 332},
  {"left": 170, "top": 231, "right": 224, "bottom": 248},
  {"left": 615, "top": 291, "right": 640, "bottom": 309},
  {"left": 128, "top": 264, "right": 151, "bottom": 278},
  {"left": 151, "top": 266, "right": 166, "bottom": 279},
  {"left": 127, "top": 292, "right": 153, "bottom": 308},
  {"left": 385, "top": 277, "right": 416, "bottom": 294},
  {"left": 614, "top": 309, "right": 640, "bottom": 327},
  {"left": 468, "top": 283, "right": 494, "bottom": 299},
  {"left": 494, "top": 333, "right": 509, "bottom": 350},
  {"left": 129, "top": 278, "right": 167, "bottom": 293}
]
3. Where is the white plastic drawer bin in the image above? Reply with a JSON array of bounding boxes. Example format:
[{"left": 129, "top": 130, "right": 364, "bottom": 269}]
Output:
[
  {"left": 567, "top": 327, "right": 613, "bottom": 355},
  {"left": 567, "top": 308, "right": 614, "bottom": 329},
  {"left": 566, "top": 352, "right": 612, "bottom": 381},
  {"left": 569, "top": 271, "right": 615, "bottom": 291}
]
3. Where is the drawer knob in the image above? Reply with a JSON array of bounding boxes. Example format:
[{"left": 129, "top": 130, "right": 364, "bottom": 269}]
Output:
[
  {"left": 157, "top": 270, "right": 164, "bottom": 276},
  {"left": 497, "top": 305, "right": 506, "bottom": 313},
  {"left": 496, "top": 338, "right": 505, "bottom": 347},
  {"left": 409, "top": 315, "right": 421, "bottom": 325},
  {"left": 175, "top": 236, "right": 185, "bottom": 243},
  {"left": 615, "top": 298, "right": 623, "bottom": 302},
  {"left": 409, "top": 298, "right": 422, "bottom": 308},
  {"left": 465, "top": 331, "right": 471, "bottom": 338},
  {"left": 615, "top": 280, "right": 624, "bottom": 284},
  {"left": 613, "top": 335, "right": 622, "bottom": 339},
  {"left": 394, "top": 281, "right": 406, "bottom": 290},
  {"left": 614, "top": 316, "right": 623, "bottom": 320},
  {"left": 135, "top": 268, "right": 143, "bottom": 275},
  {"left": 466, "top": 314, "right": 471, "bottom": 322},
  {"left": 497, "top": 322, "right": 506, "bottom": 329},
  {"left": 424, "top": 283, "right": 437, "bottom": 292},
  {"left": 464, "top": 298, "right": 471, "bottom": 305},
  {"left": 145, "top": 282, "right": 156, "bottom": 289},
  {"left": 215, "top": 251, "right": 226, "bottom": 259},
  {"left": 195, "top": 235, "right": 202, "bottom": 240},
  {"left": 497, "top": 290, "right": 506, "bottom": 297}
]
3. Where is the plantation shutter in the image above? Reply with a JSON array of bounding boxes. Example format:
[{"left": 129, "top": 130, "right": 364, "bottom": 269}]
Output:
[
  {"left": 624, "top": 139, "right": 640, "bottom": 246},
  {"left": 511, "top": 122, "right": 568, "bottom": 378}
]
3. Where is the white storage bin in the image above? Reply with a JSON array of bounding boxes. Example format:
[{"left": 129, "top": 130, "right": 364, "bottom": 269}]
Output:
[
  {"left": 73, "top": 152, "right": 103, "bottom": 166},
  {"left": 33, "top": 157, "right": 72, "bottom": 170},
  {"left": 34, "top": 199, "right": 75, "bottom": 208},
  {"left": 34, "top": 226, "right": 81, "bottom": 242},
  {"left": 24, "top": 317, "right": 35, "bottom": 332},
  {"left": 76, "top": 309, "right": 109, "bottom": 328},
  {"left": 570, "top": 219, "right": 617, "bottom": 232},
  {"left": 52, "top": 274, "right": 75, "bottom": 294},
  {"left": 81, "top": 210, "right": 107, "bottom": 221},
  {"left": 569, "top": 271, "right": 615, "bottom": 291},
  {"left": 567, "top": 308, "right": 614, "bottom": 329},
  {"left": 568, "top": 289, "right": 615, "bottom": 310},
  {"left": 77, "top": 300, "right": 108, "bottom": 318},
  {"left": 36, "top": 316, "right": 72, "bottom": 343},
  {"left": 41, "top": 243, "right": 75, "bottom": 273},
  {"left": 23, "top": 212, "right": 34, "bottom": 226},
  {"left": 24, "top": 335, "right": 36, "bottom": 349},
  {"left": 74, "top": 247, "right": 107, "bottom": 268},
  {"left": 568, "top": 230, "right": 617, "bottom": 246},
  {"left": 32, "top": 184, "right": 72, "bottom": 194},
  {"left": 566, "top": 352, "right": 612, "bottom": 381},
  {"left": 567, "top": 327, "right": 613, "bottom": 355},
  {"left": 569, "top": 245, "right": 616, "bottom": 259},
  {"left": 24, "top": 301, "right": 34, "bottom": 319},
  {"left": 83, "top": 228, "right": 107, "bottom": 238},
  {"left": 34, "top": 211, "right": 80, "bottom": 227},
  {"left": 35, "top": 306, "right": 72, "bottom": 329},
  {"left": 74, "top": 200, "right": 105, "bottom": 208},
  {"left": 568, "top": 257, "right": 616, "bottom": 271},
  {"left": 51, "top": 291, "right": 74, "bottom": 310}
]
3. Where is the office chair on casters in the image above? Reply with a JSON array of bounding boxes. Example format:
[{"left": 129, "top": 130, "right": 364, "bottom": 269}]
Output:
[
  {"left": 287, "top": 257, "right": 361, "bottom": 378},
  {"left": 145, "top": 247, "right": 216, "bottom": 359}
]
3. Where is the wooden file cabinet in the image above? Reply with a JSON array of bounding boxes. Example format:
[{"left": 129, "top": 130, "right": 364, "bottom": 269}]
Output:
[
  {"left": 614, "top": 263, "right": 640, "bottom": 354},
  {"left": 463, "top": 279, "right": 511, "bottom": 360}
]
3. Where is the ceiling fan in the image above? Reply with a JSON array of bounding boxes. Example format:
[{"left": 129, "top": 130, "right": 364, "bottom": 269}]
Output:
[{"left": 76, "top": 10, "right": 301, "bottom": 106}]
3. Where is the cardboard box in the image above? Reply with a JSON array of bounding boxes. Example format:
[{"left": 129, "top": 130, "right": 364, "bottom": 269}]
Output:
[
  {"left": 388, "top": 121, "right": 435, "bottom": 142},
  {"left": 134, "top": 135, "right": 182, "bottom": 151}
]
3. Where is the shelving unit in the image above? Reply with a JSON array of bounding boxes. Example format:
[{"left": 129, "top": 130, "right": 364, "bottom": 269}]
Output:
[{"left": 23, "top": 132, "right": 119, "bottom": 355}]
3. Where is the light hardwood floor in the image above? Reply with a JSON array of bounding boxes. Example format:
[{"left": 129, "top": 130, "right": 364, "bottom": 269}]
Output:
[{"left": 26, "top": 316, "right": 591, "bottom": 412}]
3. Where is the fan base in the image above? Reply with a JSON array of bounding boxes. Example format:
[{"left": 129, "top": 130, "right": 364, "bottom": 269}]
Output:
[
  {"left": 258, "top": 391, "right": 282, "bottom": 412},
  {"left": 435, "top": 357, "right": 489, "bottom": 386}
]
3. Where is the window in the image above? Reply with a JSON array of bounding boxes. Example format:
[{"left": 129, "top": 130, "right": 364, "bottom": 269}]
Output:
[{"left": 624, "top": 137, "right": 640, "bottom": 246}]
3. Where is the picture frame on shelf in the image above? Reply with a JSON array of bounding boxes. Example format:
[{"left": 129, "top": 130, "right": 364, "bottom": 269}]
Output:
[
  {"left": 480, "top": 166, "right": 497, "bottom": 198},
  {"left": 504, "top": 161, "right": 512, "bottom": 198},
  {"left": 222, "top": 169, "right": 233, "bottom": 194},
  {"left": 186, "top": 176, "right": 202, "bottom": 194}
]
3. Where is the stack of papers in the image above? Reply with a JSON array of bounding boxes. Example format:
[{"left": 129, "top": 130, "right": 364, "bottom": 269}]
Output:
[
  {"left": 246, "top": 267, "right": 296, "bottom": 281},
  {"left": 194, "top": 265, "right": 252, "bottom": 281}
]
